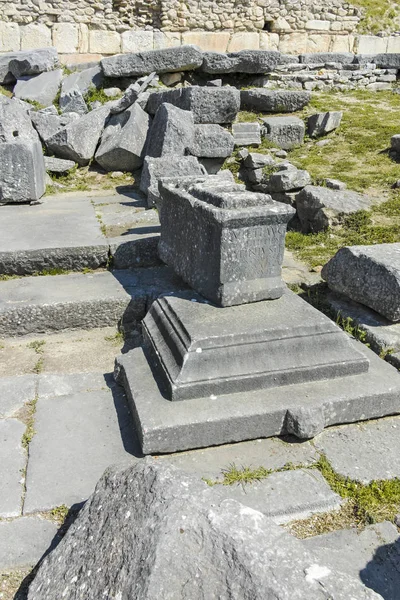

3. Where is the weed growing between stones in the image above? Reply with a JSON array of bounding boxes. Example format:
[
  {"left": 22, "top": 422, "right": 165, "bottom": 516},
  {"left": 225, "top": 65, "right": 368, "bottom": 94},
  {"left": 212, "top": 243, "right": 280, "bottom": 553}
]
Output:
[
  {"left": 84, "top": 85, "right": 122, "bottom": 107},
  {"left": 20, "top": 394, "right": 38, "bottom": 448},
  {"left": 27, "top": 340, "right": 46, "bottom": 374},
  {"left": 104, "top": 331, "right": 125, "bottom": 345}
]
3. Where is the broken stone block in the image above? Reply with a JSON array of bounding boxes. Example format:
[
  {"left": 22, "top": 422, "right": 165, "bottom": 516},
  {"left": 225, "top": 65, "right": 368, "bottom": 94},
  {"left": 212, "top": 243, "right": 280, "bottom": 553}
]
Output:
[
  {"left": 46, "top": 104, "right": 111, "bottom": 166},
  {"left": 30, "top": 111, "right": 80, "bottom": 149},
  {"left": 160, "top": 72, "right": 182, "bottom": 86},
  {"left": 146, "top": 102, "right": 194, "bottom": 158},
  {"left": 391, "top": 134, "right": 400, "bottom": 153},
  {"left": 44, "top": 156, "right": 76, "bottom": 173},
  {"left": 326, "top": 178, "right": 346, "bottom": 190},
  {"left": 0, "top": 140, "right": 45, "bottom": 204},
  {"left": 14, "top": 69, "right": 63, "bottom": 108},
  {"left": 300, "top": 52, "right": 355, "bottom": 65},
  {"left": 0, "top": 96, "right": 39, "bottom": 143},
  {"left": 109, "top": 72, "right": 156, "bottom": 115},
  {"left": 103, "top": 87, "right": 121, "bottom": 98},
  {"left": 198, "top": 157, "right": 226, "bottom": 174},
  {"left": 59, "top": 66, "right": 103, "bottom": 115},
  {"left": 296, "top": 185, "right": 373, "bottom": 233},
  {"left": 262, "top": 116, "right": 305, "bottom": 149},
  {"left": 322, "top": 243, "right": 400, "bottom": 322},
  {"left": 158, "top": 181, "right": 294, "bottom": 306},
  {"left": 95, "top": 103, "right": 151, "bottom": 172},
  {"left": 146, "top": 86, "right": 240, "bottom": 124},
  {"left": 201, "top": 50, "right": 281, "bottom": 74},
  {"left": 240, "top": 89, "right": 311, "bottom": 113},
  {"left": 101, "top": 45, "right": 203, "bottom": 77},
  {"left": 8, "top": 47, "right": 59, "bottom": 79},
  {"left": 189, "top": 124, "right": 234, "bottom": 158},
  {"left": 140, "top": 155, "right": 206, "bottom": 207},
  {"left": 243, "top": 152, "right": 275, "bottom": 169},
  {"left": 308, "top": 111, "right": 343, "bottom": 138},
  {"left": 268, "top": 168, "right": 311, "bottom": 192},
  {"left": 232, "top": 122, "right": 261, "bottom": 146}
]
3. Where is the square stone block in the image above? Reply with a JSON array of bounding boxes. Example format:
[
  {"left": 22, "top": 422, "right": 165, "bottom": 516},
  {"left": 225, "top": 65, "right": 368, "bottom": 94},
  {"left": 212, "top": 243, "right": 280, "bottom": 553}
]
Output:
[
  {"left": 182, "top": 32, "right": 230, "bottom": 52},
  {"left": 20, "top": 23, "right": 52, "bottom": 50},
  {"left": 52, "top": 23, "right": 79, "bottom": 54}
]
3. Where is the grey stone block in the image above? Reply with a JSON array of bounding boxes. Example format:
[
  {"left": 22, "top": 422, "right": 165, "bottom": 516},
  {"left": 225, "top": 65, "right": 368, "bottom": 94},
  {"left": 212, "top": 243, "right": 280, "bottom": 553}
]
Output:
[
  {"left": 201, "top": 50, "right": 281, "bottom": 74},
  {"left": 303, "top": 521, "right": 400, "bottom": 600},
  {"left": 369, "top": 53, "right": 400, "bottom": 69},
  {"left": 314, "top": 416, "right": 400, "bottom": 483},
  {"left": 115, "top": 334, "right": 400, "bottom": 454},
  {"left": 158, "top": 182, "right": 294, "bottom": 306},
  {"left": 95, "top": 103, "right": 151, "bottom": 172},
  {"left": 146, "top": 86, "right": 240, "bottom": 124},
  {"left": 296, "top": 185, "right": 373, "bottom": 233},
  {"left": 326, "top": 178, "right": 346, "bottom": 190},
  {"left": 44, "top": 156, "right": 76, "bottom": 173},
  {"left": 391, "top": 134, "right": 400, "bottom": 153},
  {"left": 14, "top": 69, "right": 63, "bottom": 108},
  {"left": 141, "top": 289, "right": 367, "bottom": 401},
  {"left": 0, "top": 95, "right": 39, "bottom": 143},
  {"left": 300, "top": 52, "right": 355, "bottom": 65},
  {"left": 140, "top": 155, "right": 206, "bottom": 206},
  {"left": 27, "top": 460, "right": 381, "bottom": 600},
  {"left": 46, "top": 104, "right": 111, "bottom": 166},
  {"left": 146, "top": 102, "right": 194, "bottom": 158},
  {"left": 263, "top": 116, "right": 305, "bottom": 149},
  {"left": 0, "top": 516, "right": 59, "bottom": 570},
  {"left": 59, "top": 65, "right": 103, "bottom": 114},
  {"left": 308, "top": 111, "right": 343, "bottom": 138},
  {"left": 0, "top": 140, "right": 45, "bottom": 203},
  {"left": 23, "top": 388, "right": 138, "bottom": 514},
  {"left": 8, "top": 47, "right": 59, "bottom": 79},
  {"left": 322, "top": 243, "right": 400, "bottom": 322},
  {"left": 189, "top": 123, "right": 234, "bottom": 158},
  {"left": 109, "top": 72, "right": 156, "bottom": 114},
  {"left": 268, "top": 167, "right": 311, "bottom": 192},
  {"left": 241, "top": 89, "right": 311, "bottom": 113},
  {"left": 232, "top": 122, "right": 261, "bottom": 146},
  {"left": 59, "top": 88, "right": 88, "bottom": 115},
  {"left": 243, "top": 151, "right": 275, "bottom": 169},
  {"left": 101, "top": 45, "right": 203, "bottom": 77},
  {"left": 0, "top": 374, "right": 37, "bottom": 418},
  {"left": 0, "top": 419, "right": 26, "bottom": 517},
  {"left": 30, "top": 110, "right": 80, "bottom": 148},
  {"left": 198, "top": 157, "right": 226, "bottom": 173}
]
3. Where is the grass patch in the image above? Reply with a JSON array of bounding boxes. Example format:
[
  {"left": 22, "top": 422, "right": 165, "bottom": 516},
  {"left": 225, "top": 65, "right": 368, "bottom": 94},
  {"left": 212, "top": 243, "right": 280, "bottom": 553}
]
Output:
[
  {"left": 27, "top": 340, "right": 46, "bottom": 375},
  {"left": 20, "top": 395, "right": 38, "bottom": 448},
  {"left": 287, "top": 500, "right": 362, "bottom": 538},
  {"left": 204, "top": 461, "right": 298, "bottom": 487},
  {"left": 0, "top": 85, "right": 13, "bottom": 98},
  {"left": 84, "top": 85, "right": 121, "bottom": 107},
  {"left": 352, "top": 0, "right": 400, "bottom": 34},
  {"left": 49, "top": 504, "right": 69, "bottom": 525},
  {"left": 104, "top": 331, "right": 124, "bottom": 345},
  {"left": 25, "top": 99, "right": 46, "bottom": 111}
]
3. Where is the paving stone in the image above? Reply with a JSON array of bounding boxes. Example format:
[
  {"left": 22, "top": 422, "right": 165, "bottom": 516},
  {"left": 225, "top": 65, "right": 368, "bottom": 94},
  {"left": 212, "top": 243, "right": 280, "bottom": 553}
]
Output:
[
  {"left": 303, "top": 521, "right": 400, "bottom": 600},
  {"left": 0, "top": 374, "right": 37, "bottom": 418},
  {"left": 0, "top": 516, "right": 59, "bottom": 570},
  {"left": 38, "top": 372, "right": 112, "bottom": 400},
  {"left": 232, "top": 122, "right": 261, "bottom": 146},
  {"left": 314, "top": 416, "right": 400, "bottom": 483},
  {"left": 0, "top": 195, "right": 107, "bottom": 275},
  {"left": 14, "top": 70, "right": 63, "bottom": 107},
  {"left": 240, "top": 89, "right": 311, "bottom": 113},
  {"left": 0, "top": 419, "right": 26, "bottom": 517},
  {"left": 101, "top": 45, "right": 203, "bottom": 77},
  {"left": 23, "top": 388, "right": 139, "bottom": 514}
]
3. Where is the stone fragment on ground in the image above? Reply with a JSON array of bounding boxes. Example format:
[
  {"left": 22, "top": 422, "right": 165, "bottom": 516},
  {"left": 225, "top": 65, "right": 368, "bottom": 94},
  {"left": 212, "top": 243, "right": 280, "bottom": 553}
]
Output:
[
  {"left": 146, "top": 102, "right": 194, "bottom": 158},
  {"left": 0, "top": 516, "right": 59, "bottom": 570},
  {"left": 189, "top": 123, "right": 234, "bottom": 158},
  {"left": 308, "top": 111, "right": 343, "bottom": 138},
  {"left": 0, "top": 419, "right": 26, "bottom": 517},
  {"left": 27, "top": 459, "right": 380, "bottom": 600},
  {"left": 296, "top": 185, "right": 373, "bottom": 233},
  {"left": 268, "top": 166, "right": 311, "bottom": 192},
  {"left": 303, "top": 521, "right": 400, "bottom": 600},
  {"left": 14, "top": 69, "right": 63, "bottom": 107},
  {"left": 95, "top": 103, "right": 151, "bottom": 171},
  {"left": 43, "top": 156, "right": 76, "bottom": 173},
  {"left": 322, "top": 243, "right": 400, "bottom": 322},
  {"left": 262, "top": 116, "right": 305, "bottom": 149},
  {"left": 30, "top": 110, "right": 80, "bottom": 149},
  {"left": 59, "top": 65, "right": 103, "bottom": 114},
  {"left": 232, "top": 122, "right": 261, "bottom": 146},
  {"left": 240, "top": 89, "right": 311, "bottom": 112},
  {"left": 140, "top": 155, "right": 205, "bottom": 206},
  {"left": 46, "top": 104, "right": 111, "bottom": 166},
  {"left": 146, "top": 86, "right": 240, "bottom": 124},
  {"left": 201, "top": 50, "right": 281, "bottom": 74},
  {"left": 101, "top": 45, "right": 203, "bottom": 77},
  {"left": 325, "top": 178, "right": 346, "bottom": 190}
]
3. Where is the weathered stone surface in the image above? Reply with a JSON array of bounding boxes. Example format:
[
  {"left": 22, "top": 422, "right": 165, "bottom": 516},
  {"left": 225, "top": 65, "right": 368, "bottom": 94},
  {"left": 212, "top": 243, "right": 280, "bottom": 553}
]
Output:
[
  {"left": 109, "top": 72, "right": 156, "bottom": 115},
  {"left": 146, "top": 86, "right": 240, "bottom": 124},
  {"left": 189, "top": 123, "right": 234, "bottom": 158},
  {"left": 0, "top": 141, "right": 45, "bottom": 203},
  {"left": 201, "top": 50, "right": 281, "bottom": 74},
  {"left": 95, "top": 103, "right": 151, "bottom": 172},
  {"left": 241, "top": 89, "right": 311, "bottom": 113},
  {"left": 0, "top": 516, "right": 59, "bottom": 570},
  {"left": 46, "top": 104, "right": 111, "bottom": 166},
  {"left": 243, "top": 151, "right": 275, "bottom": 169},
  {"left": 14, "top": 69, "right": 63, "bottom": 108},
  {"left": 27, "top": 459, "right": 381, "bottom": 600},
  {"left": 157, "top": 182, "right": 294, "bottom": 306},
  {"left": 369, "top": 53, "right": 400, "bottom": 69},
  {"left": 44, "top": 156, "right": 76, "bottom": 173},
  {"left": 146, "top": 102, "right": 194, "bottom": 158},
  {"left": 326, "top": 178, "right": 346, "bottom": 190},
  {"left": 269, "top": 167, "right": 311, "bottom": 192},
  {"left": 198, "top": 157, "right": 225, "bottom": 174},
  {"left": 0, "top": 374, "right": 37, "bottom": 418},
  {"left": 314, "top": 416, "right": 400, "bottom": 483},
  {"left": 140, "top": 155, "right": 206, "bottom": 206},
  {"left": 296, "top": 185, "right": 372, "bottom": 233},
  {"left": 391, "top": 134, "right": 400, "bottom": 153},
  {"left": 232, "top": 122, "right": 261, "bottom": 145},
  {"left": 0, "top": 418, "right": 26, "bottom": 517},
  {"left": 263, "top": 116, "right": 305, "bottom": 149},
  {"left": 7, "top": 47, "right": 59, "bottom": 79},
  {"left": 101, "top": 45, "right": 203, "bottom": 77},
  {"left": 30, "top": 110, "right": 79, "bottom": 148},
  {"left": 59, "top": 66, "right": 103, "bottom": 114},
  {"left": 322, "top": 243, "right": 400, "bottom": 322},
  {"left": 300, "top": 52, "right": 354, "bottom": 65},
  {"left": 0, "top": 96, "right": 38, "bottom": 143},
  {"left": 308, "top": 111, "right": 343, "bottom": 138},
  {"left": 303, "top": 521, "right": 400, "bottom": 600}
]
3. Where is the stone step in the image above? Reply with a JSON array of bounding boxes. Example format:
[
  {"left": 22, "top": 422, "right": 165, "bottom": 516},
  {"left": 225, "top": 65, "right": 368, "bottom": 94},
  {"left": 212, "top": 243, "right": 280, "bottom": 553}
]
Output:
[{"left": 0, "top": 266, "right": 186, "bottom": 337}]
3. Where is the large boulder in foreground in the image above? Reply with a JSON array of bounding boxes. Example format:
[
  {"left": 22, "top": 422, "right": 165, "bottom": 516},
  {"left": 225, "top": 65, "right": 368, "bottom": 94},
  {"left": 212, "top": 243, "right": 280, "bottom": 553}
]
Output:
[
  {"left": 322, "top": 243, "right": 400, "bottom": 322},
  {"left": 241, "top": 89, "right": 311, "bottom": 113},
  {"left": 296, "top": 185, "right": 373, "bottom": 233},
  {"left": 27, "top": 460, "right": 380, "bottom": 600},
  {"left": 146, "top": 102, "right": 194, "bottom": 158},
  {"left": 0, "top": 140, "right": 45, "bottom": 203},
  {"left": 101, "top": 45, "right": 203, "bottom": 77}
]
